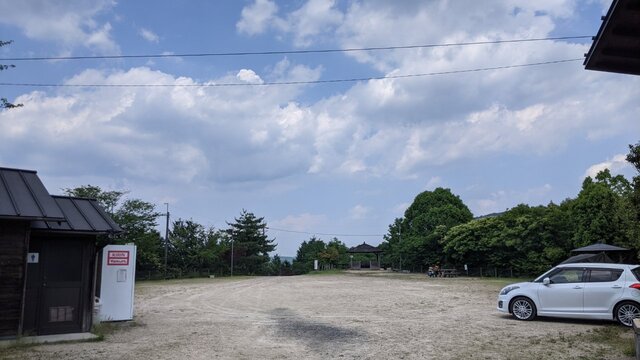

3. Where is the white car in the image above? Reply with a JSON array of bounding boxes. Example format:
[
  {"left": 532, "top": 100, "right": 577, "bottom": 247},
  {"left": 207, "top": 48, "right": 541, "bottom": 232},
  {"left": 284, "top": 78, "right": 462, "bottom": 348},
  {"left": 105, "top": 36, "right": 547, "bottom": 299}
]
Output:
[{"left": 497, "top": 263, "right": 640, "bottom": 326}]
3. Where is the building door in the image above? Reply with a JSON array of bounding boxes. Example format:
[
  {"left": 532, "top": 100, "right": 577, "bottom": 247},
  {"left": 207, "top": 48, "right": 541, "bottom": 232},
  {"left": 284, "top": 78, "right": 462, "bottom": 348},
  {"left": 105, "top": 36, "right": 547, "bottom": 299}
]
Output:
[{"left": 24, "top": 237, "right": 92, "bottom": 335}]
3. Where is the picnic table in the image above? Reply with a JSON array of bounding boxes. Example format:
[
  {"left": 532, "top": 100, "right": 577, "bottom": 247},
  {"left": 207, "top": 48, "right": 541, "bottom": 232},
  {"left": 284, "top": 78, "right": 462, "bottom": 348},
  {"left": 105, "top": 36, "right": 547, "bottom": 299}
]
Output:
[{"left": 440, "top": 269, "right": 458, "bottom": 277}]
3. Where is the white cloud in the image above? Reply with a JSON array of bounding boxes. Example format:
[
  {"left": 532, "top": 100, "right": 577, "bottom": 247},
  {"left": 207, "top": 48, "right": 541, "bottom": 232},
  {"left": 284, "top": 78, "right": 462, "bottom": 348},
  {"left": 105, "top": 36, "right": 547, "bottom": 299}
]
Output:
[
  {"left": 349, "top": 204, "right": 370, "bottom": 220},
  {"left": 236, "top": 0, "right": 279, "bottom": 36},
  {"left": 584, "top": 154, "right": 630, "bottom": 179},
  {"left": 139, "top": 28, "right": 159, "bottom": 43},
  {"left": 472, "top": 184, "right": 553, "bottom": 215},
  {"left": 425, "top": 176, "right": 442, "bottom": 190},
  {"left": 237, "top": 0, "right": 343, "bottom": 47},
  {"left": 0, "top": 64, "right": 318, "bottom": 184},
  {"left": 281, "top": 0, "right": 344, "bottom": 47},
  {"left": 2, "top": 1, "right": 639, "bottom": 197},
  {"left": 306, "top": 60, "right": 640, "bottom": 178},
  {"left": 273, "top": 213, "right": 327, "bottom": 232},
  {"left": 237, "top": 69, "right": 264, "bottom": 84},
  {"left": 0, "top": 0, "right": 119, "bottom": 54},
  {"left": 392, "top": 202, "right": 410, "bottom": 216}
]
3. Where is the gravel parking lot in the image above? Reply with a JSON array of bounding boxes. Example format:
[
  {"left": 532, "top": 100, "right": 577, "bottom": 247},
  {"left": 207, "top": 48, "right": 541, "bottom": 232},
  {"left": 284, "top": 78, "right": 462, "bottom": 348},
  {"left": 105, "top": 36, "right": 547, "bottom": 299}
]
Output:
[{"left": 3, "top": 272, "right": 634, "bottom": 360}]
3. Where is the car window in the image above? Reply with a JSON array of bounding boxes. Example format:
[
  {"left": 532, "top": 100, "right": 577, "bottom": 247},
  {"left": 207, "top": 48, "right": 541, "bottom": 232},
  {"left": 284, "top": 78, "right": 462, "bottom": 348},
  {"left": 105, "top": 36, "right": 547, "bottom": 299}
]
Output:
[
  {"left": 533, "top": 268, "right": 556, "bottom": 282},
  {"left": 550, "top": 269, "right": 584, "bottom": 284},
  {"left": 588, "top": 269, "right": 623, "bottom": 282},
  {"left": 632, "top": 267, "right": 640, "bottom": 281}
]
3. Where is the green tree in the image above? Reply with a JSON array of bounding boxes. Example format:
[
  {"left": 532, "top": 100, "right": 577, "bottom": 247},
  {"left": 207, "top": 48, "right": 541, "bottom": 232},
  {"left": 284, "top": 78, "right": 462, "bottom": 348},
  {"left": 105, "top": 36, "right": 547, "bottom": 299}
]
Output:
[
  {"left": 626, "top": 142, "right": 640, "bottom": 254},
  {"left": 319, "top": 247, "right": 339, "bottom": 269},
  {"left": 271, "top": 254, "right": 282, "bottom": 275},
  {"left": 226, "top": 210, "right": 276, "bottom": 275},
  {"left": 63, "top": 185, "right": 163, "bottom": 271},
  {"left": 383, "top": 188, "right": 473, "bottom": 271},
  {"left": 326, "top": 237, "right": 349, "bottom": 268},
  {"left": 169, "top": 219, "right": 224, "bottom": 273},
  {"left": 441, "top": 203, "right": 575, "bottom": 275},
  {"left": 537, "top": 201, "right": 575, "bottom": 266},
  {"left": 281, "top": 259, "right": 293, "bottom": 275},
  {"left": 1, "top": 40, "right": 23, "bottom": 109},
  {"left": 114, "top": 199, "right": 162, "bottom": 271},
  {"left": 571, "top": 173, "right": 627, "bottom": 247},
  {"left": 380, "top": 218, "right": 402, "bottom": 269},
  {"left": 294, "top": 236, "right": 326, "bottom": 273},
  {"left": 63, "top": 185, "right": 127, "bottom": 215},
  {"left": 442, "top": 216, "right": 503, "bottom": 268}
]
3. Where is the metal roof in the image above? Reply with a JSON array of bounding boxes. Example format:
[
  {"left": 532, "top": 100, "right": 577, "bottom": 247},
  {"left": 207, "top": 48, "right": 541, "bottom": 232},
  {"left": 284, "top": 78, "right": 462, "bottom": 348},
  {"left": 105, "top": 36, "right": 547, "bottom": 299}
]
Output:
[
  {"left": 31, "top": 196, "right": 122, "bottom": 234},
  {"left": 584, "top": 0, "right": 640, "bottom": 75},
  {"left": 572, "top": 243, "right": 629, "bottom": 253},
  {"left": 347, "top": 242, "right": 383, "bottom": 253},
  {"left": 0, "top": 167, "right": 65, "bottom": 221}
]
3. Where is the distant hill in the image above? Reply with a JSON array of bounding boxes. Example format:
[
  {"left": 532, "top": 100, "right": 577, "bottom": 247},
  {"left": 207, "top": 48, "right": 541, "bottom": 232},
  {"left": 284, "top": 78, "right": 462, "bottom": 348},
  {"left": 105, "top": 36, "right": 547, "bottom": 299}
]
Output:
[{"left": 474, "top": 211, "right": 505, "bottom": 220}]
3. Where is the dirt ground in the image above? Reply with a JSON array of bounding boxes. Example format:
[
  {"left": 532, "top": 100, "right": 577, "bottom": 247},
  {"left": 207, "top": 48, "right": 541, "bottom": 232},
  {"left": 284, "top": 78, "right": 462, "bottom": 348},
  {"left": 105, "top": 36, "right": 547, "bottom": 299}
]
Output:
[{"left": 2, "top": 271, "right": 635, "bottom": 360}]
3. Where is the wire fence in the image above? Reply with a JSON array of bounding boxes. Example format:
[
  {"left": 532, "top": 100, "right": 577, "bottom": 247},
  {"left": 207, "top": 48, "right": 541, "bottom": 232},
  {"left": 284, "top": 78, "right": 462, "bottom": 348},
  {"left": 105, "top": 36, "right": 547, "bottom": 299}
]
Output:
[
  {"left": 462, "top": 267, "right": 536, "bottom": 278},
  {"left": 387, "top": 265, "right": 540, "bottom": 279},
  {"left": 135, "top": 268, "right": 225, "bottom": 281},
  {"left": 134, "top": 266, "right": 541, "bottom": 281}
]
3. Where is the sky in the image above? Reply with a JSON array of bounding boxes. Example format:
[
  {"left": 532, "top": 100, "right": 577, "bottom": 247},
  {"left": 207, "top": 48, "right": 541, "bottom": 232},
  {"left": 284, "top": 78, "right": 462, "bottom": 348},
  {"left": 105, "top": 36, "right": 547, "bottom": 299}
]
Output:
[{"left": 1, "top": 0, "right": 639, "bottom": 257}]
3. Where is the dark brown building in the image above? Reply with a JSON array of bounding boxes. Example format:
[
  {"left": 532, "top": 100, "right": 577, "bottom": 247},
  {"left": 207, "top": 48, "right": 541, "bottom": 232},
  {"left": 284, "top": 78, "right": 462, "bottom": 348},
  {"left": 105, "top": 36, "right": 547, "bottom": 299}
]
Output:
[
  {"left": 0, "top": 167, "right": 120, "bottom": 339},
  {"left": 584, "top": 0, "right": 640, "bottom": 76}
]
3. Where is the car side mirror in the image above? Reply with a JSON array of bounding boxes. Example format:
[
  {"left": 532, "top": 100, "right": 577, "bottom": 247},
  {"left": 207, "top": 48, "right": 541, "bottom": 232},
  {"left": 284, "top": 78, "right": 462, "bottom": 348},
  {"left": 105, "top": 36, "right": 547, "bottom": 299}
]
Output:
[{"left": 543, "top": 277, "right": 550, "bottom": 286}]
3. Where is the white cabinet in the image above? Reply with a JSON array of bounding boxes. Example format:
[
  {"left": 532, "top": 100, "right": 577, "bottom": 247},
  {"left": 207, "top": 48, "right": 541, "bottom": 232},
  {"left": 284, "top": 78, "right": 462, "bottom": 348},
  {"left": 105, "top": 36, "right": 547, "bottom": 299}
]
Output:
[{"left": 99, "top": 244, "right": 136, "bottom": 321}]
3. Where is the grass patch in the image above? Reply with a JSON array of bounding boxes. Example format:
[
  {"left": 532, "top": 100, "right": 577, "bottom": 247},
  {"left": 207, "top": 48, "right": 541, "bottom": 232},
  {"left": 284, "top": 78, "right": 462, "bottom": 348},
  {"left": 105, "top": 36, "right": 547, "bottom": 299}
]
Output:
[
  {"left": 583, "top": 326, "right": 635, "bottom": 358},
  {"left": 306, "top": 269, "right": 346, "bottom": 276},
  {"left": 91, "top": 320, "right": 144, "bottom": 341},
  {"left": 0, "top": 338, "right": 39, "bottom": 352},
  {"left": 473, "top": 277, "right": 531, "bottom": 286},
  {"left": 91, "top": 322, "right": 120, "bottom": 341},
  {"left": 537, "top": 326, "right": 634, "bottom": 360}
]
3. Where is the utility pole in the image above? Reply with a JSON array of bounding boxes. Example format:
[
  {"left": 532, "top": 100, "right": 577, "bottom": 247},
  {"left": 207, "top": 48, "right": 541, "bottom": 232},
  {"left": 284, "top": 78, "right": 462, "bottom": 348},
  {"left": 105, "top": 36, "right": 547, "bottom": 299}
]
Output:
[
  {"left": 226, "top": 228, "right": 234, "bottom": 277},
  {"left": 399, "top": 221, "right": 402, "bottom": 271},
  {"left": 162, "top": 203, "right": 170, "bottom": 279},
  {"left": 230, "top": 238, "right": 234, "bottom": 277}
]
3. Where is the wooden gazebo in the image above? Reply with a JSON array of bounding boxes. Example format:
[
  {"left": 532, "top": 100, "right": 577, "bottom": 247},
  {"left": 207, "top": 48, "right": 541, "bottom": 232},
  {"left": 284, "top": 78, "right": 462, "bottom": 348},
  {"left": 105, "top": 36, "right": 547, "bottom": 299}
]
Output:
[{"left": 347, "top": 242, "right": 383, "bottom": 270}]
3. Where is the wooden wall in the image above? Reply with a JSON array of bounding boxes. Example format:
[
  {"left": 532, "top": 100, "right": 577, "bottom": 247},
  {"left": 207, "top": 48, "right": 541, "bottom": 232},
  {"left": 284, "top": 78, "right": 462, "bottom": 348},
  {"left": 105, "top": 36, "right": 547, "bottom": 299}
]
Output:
[{"left": 0, "top": 220, "right": 29, "bottom": 338}]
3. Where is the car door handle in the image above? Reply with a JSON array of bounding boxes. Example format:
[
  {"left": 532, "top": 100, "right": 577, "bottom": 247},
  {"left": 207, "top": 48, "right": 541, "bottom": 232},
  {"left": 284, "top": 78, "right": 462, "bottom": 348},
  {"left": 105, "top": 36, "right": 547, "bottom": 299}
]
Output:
[
  {"left": 573, "top": 286, "right": 583, "bottom": 289},
  {"left": 612, "top": 285, "right": 622, "bottom": 289}
]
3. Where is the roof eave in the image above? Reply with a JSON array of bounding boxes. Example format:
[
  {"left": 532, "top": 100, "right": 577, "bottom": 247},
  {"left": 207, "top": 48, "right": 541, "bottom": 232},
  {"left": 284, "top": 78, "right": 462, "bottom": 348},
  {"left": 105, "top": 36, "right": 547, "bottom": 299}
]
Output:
[{"left": 584, "top": 0, "right": 640, "bottom": 75}]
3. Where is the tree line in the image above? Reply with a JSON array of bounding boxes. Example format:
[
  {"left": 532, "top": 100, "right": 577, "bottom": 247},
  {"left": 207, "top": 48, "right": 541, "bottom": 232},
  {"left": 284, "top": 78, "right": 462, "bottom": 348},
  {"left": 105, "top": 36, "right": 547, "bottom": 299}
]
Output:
[
  {"left": 380, "top": 142, "right": 640, "bottom": 276},
  {"left": 62, "top": 185, "right": 361, "bottom": 277},
  {"left": 63, "top": 185, "right": 280, "bottom": 277}
]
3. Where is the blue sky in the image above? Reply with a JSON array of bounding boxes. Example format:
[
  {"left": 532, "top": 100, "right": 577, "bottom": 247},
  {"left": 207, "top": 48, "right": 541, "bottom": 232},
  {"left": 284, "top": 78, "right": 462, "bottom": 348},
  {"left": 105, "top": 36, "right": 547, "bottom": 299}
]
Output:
[{"left": 1, "top": 0, "right": 639, "bottom": 257}]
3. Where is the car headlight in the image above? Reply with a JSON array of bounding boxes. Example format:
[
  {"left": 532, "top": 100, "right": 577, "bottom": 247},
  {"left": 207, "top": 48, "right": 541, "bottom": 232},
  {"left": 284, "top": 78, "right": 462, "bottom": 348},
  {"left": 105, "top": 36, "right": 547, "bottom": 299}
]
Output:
[{"left": 500, "top": 285, "right": 520, "bottom": 296}]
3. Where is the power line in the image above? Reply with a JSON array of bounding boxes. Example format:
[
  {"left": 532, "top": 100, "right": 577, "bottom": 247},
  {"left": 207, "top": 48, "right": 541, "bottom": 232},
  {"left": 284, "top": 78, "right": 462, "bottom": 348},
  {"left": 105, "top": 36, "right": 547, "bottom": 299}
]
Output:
[
  {"left": 0, "top": 58, "right": 583, "bottom": 88},
  {"left": 0, "top": 36, "right": 592, "bottom": 62},
  {"left": 267, "top": 227, "right": 384, "bottom": 237}
]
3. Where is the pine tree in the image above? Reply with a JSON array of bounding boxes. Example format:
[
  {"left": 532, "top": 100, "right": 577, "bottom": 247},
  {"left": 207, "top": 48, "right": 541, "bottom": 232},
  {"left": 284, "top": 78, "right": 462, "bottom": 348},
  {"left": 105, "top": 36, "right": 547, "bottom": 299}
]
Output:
[{"left": 226, "top": 210, "right": 276, "bottom": 275}]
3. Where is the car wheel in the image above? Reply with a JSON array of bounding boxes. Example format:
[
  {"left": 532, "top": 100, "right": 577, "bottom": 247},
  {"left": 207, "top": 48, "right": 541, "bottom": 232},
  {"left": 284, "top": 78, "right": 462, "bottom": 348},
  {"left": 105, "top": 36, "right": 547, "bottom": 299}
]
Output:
[
  {"left": 615, "top": 301, "right": 640, "bottom": 327},
  {"left": 510, "top": 297, "right": 536, "bottom": 321}
]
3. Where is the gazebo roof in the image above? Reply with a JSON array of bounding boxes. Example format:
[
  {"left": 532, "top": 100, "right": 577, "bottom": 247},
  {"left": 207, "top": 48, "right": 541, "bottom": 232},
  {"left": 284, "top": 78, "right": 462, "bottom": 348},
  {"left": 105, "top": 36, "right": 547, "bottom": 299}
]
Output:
[
  {"left": 347, "top": 242, "right": 382, "bottom": 254},
  {"left": 572, "top": 243, "right": 629, "bottom": 253},
  {"left": 560, "top": 253, "right": 614, "bottom": 264}
]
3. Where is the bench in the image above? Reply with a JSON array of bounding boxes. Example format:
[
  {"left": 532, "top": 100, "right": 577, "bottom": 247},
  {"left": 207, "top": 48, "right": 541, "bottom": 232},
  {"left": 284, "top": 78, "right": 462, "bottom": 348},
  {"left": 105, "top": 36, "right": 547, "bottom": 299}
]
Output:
[{"left": 440, "top": 269, "right": 458, "bottom": 277}]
